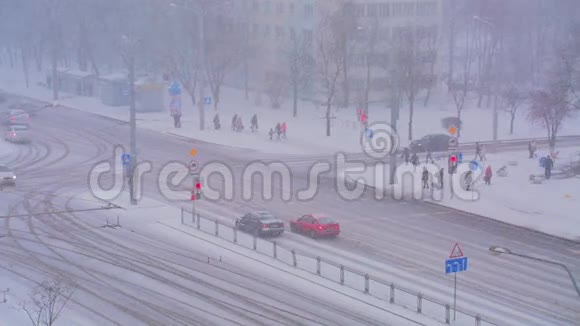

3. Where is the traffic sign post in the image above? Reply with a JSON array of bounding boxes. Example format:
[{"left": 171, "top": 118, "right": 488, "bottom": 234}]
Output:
[
  {"left": 204, "top": 96, "right": 212, "bottom": 105},
  {"left": 448, "top": 136, "right": 458, "bottom": 148},
  {"left": 189, "top": 160, "right": 198, "bottom": 175},
  {"left": 445, "top": 242, "right": 467, "bottom": 321},
  {"left": 121, "top": 153, "right": 131, "bottom": 166},
  {"left": 191, "top": 172, "right": 201, "bottom": 222}
]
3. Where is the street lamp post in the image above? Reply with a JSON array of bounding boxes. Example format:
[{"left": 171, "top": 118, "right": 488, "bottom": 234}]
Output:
[
  {"left": 489, "top": 246, "right": 580, "bottom": 297},
  {"left": 473, "top": 16, "right": 499, "bottom": 144}
]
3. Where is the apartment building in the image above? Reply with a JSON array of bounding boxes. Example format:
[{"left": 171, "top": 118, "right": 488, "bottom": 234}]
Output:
[{"left": 240, "top": 0, "right": 442, "bottom": 103}]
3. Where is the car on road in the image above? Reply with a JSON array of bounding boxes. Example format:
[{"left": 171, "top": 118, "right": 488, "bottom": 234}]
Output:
[
  {"left": 0, "top": 165, "right": 16, "bottom": 186},
  {"left": 1, "top": 109, "right": 30, "bottom": 126},
  {"left": 410, "top": 134, "right": 451, "bottom": 153},
  {"left": 290, "top": 214, "right": 340, "bottom": 238},
  {"left": 4, "top": 125, "right": 31, "bottom": 144},
  {"left": 9, "top": 102, "right": 42, "bottom": 117},
  {"left": 235, "top": 211, "right": 285, "bottom": 237}
]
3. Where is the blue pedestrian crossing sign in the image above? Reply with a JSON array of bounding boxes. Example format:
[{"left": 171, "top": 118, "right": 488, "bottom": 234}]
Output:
[
  {"left": 121, "top": 153, "right": 131, "bottom": 166},
  {"left": 445, "top": 242, "right": 468, "bottom": 273},
  {"left": 204, "top": 96, "right": 212, "bottom": 105},
  {"left": 470, "top": 160, "right": 479, "bottom": 171}
]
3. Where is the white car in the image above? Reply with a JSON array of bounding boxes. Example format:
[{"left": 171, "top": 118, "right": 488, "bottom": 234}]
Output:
[{"left": 0, "top": 165, "right": 16, "bottom": 186}]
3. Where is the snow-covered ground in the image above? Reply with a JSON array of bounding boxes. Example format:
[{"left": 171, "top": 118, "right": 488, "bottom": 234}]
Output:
[
  {"left": 341, "top": 148, "right": 580, "bottom": 241},
  {"left": 1, "top": 67, "right": 579, "bottom": 155},
  {"left": 0, "top": 141, "right": 18, "bottom": 161},
  {"left": 0, "top": 190, "right": 443, "bottom": 326}
]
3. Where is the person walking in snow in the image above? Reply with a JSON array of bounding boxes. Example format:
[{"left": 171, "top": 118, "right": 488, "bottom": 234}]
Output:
[
  {"left": 236, "top": 116, "right": 244, "bottom": 132},
  {"left": 425, "top": 149, "right": 434, "bottom": 164},
  {"left": 401, "top": 148, "right": 410, "bottom": 164},
  {"left": 439, "top": 168, "right": 444, "bottom": 189},
  {"left": 411, "top": 152, "right": 419, "bottom": 166},
  {"left": 465, "top": 170, "right": 473, "bottom": 191},
  {"left": 356, "top": 108, "right": 362, "bottom": 121},
  {"left": 544, "top": 155, "right": 554, "bottom": 179},
  {"left": 251, "top": 114, "right": 258, "bottom": 132},
  {"left": 275, "top": 123, "right": 281, "bottom": 140},
  {"left": 170, "top": 109, "right": 181, "bottom": 128},
  {"left": 231, "top": 114, "right": 238, "bottom": 131},
  {"left": 474, "top": 142, "right": 483, "bottom": 161},
  {"left": 484, "top": 165, "right": 493, "bottom": 185},
  {"left": 422, "top": 168, "right": 429, "bottom": 189},
  {"left": 528, "top": 140, "right": 537, "bottom": 159},
  {"left": 268, "top": 128, "right": 274, "bottom": 140},
  {"left": 213, "top": 113, "right": 221, "bottom": 130},
  {"left": 281, "top": 122, "right": 287, "bottom": 139}
]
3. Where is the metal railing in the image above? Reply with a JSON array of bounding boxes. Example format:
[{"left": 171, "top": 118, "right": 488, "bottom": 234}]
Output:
[{"left": 179, "top": 208, "right": 496, "bottom": 326}]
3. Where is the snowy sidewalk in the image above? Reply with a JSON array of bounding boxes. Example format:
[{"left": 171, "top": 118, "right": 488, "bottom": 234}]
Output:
[
  {"left": 341, "top": 148, "right": 580, "bottom": 242},
  {"left": 2, "top": 66, "right": 580, "bottom": 155}
]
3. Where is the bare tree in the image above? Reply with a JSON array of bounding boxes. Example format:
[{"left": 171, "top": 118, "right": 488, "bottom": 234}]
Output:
[
  {"left": 265, "top": 72, "right": 286, "bottom": 109},
  {"left": 447, "top": 21, "right": 476, "bottom": 138},
  {"left": 528, "top": 88, "right": 571, "bottom": 151},
  {"left": 316, "top": 11, "right": 345, "bottom": 137},
  {"left": 392, "top": 26, "right": 430, "bottom": 141},
  {"left": 335, "top": 1, "right": 358, "bottom": 108},
  {"left": 501, "top": 85, "right": 527, "bottom": 135},
  {"left": 21, "top": 279, "right": 75, "bottom": 326},
  {"left": 286, "top": 34, "right": 313, "bottom": 117}
]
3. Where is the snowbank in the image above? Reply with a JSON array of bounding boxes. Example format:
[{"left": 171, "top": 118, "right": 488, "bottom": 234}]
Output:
[{"left": 2, "top": 66, "right": 580, "bottom": 155}]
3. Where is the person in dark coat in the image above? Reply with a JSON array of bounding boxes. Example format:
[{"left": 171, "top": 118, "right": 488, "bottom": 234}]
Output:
[
  {"left": 275, "top": 123, "right": 281, "bottom": 140},
  {"left": 475, "top": 142, "right": 483, "bottom": 161},
  {"left": 268, "top": 128, "right": 274, "bottom": 140},
  {"left": 544, "top": 155, "right": 554, "bottom": 179},
  {"left": 281, "top": 122, "right": 287, "bottom": 139},
  {"left": 528, "top": 141, "right": 537, "bottom": 159},
  {"left": 213, "top": 113, "right": 221, "bottom": 130},
  {"left": 411, "top": 152, "right": 419, "bottom": 166},
  {"left": 421, "top": 168, "right": 429, "bottom": 189},
  {"left": 251, "top": 114, "right": 258, "bottom": 132},
  {"left": 401, "top": 148, "right": 410, "bottom": 164},
  {"left": 465, "top": 170, "right": 473, "bottom": 191},
  {"left": 484, "top": 165, "right": 493, "bottom": 185},
  {"left": 439, "top": 168, "right": 444, "bottom": 189},
  {"left": 231, "top": 114, "right": 238, "bottom": 131}
]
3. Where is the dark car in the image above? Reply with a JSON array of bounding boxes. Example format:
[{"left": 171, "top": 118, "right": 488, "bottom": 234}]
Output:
[
  {"left": 290, "top": 214, "right": 340, "bottom": 238},
  {"left": 410, "top": 134, "right": 451, "bottom": 153},
  {"left": 235, "top": 211, "right": 285, "bottom": 237},
  {"left": 4, "top": 125, "right": 31, "bottom": 144}
]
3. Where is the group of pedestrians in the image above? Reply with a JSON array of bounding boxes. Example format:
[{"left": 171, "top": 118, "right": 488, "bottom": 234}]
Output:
[
  {"left": 268, "top": 122, "right": 287, "bottom": 141},
  {"left": 401, "top": 148, "right": 434, "bottom": 166}
]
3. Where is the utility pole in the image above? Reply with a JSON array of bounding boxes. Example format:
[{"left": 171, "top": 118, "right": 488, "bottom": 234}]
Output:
[
  {"left": 198, "top": 6, "right": 206, "bottom": 130},
  {"left": 129, "top": 52, "right": 137, "bottom": 205},
  {"left": 389, "top": 96, "right": 399, "bottom": 185}
]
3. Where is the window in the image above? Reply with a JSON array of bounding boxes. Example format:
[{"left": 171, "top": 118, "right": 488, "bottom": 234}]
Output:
[
  {"left": 253, "top": 23, "right": 259, "bottom": 37},
  {"left": 304, "top": 3, "right": 314, "bottom": 17},
  {"left": 289, "top": 27, "right": 296, "bottom": 39},
  {"left": 252, "top": 0, "right": 259, "bottom": 12},
  {"left": 276, "top": 2, "right": 284, "bottom": 14},
  {"left": 403, "top": 2, "right": 415, "bottom": 16},
  {"left": 289, "top": 2, "right": 295, "bottom": 14},
  {"left": 276, "top": 26, "right": 285, "bottom": 40},
  {"left": 416, "top": 2, "right": 437, "bottom": 16},
  {"left": 303, "top": 29, "right": 313, "bottom": 44},
  {"left": 353, "top": 4, "right": 364, "bottom": 17},
  {"left": 264, "top": 0, "right": 271, "bottom": 14},
  {"left": 366, "top": 3, "right": 378, "bottom": 17},
  {"left": 378, "top": 3, "right": 390, "bottom": 17},
  {"left": 264, "top": 24, "right": 271, "bottom": 38},
  {"left": 391, "top": 2, "right": 402, "bottom": 16}
]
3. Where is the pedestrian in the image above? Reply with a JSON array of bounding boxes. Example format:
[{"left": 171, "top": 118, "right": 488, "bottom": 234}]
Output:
[
  {"left": 231, "top": 114, "right": 238, "bottom": 131},
  {"left": 425, "top": 149, "right": 434, "bottom": 164},
  {"left": 484, "top": 165, "right": 493, "bottom": 185},
  {"left": 275, "top": 123, "right": 281, "bottom": 140},
  {"left": 475, "top": 142, "right": 483, "bottom": 161},
  {"left": 170, "top": 109, "right": 181, "bottom": 128},
  {"left": 528, "top": 140, "right": 537, "bottom": 159},
  {"left": 544, "top": 155, "right": 554, "bottom": 179},
  {"left": 422, "top": 168, "right": 429, "bottom": 189},
  {"left": 213, "top": 113, "right": 221, "bottom": 130},
  {"left": 361, "top": 111, "right": 368, "bottom": 128},
  {"left": 251, "top": 114, "right": 258, "bottom": 132},
  {"left": 401, "top": 148, "right": 410, "bottom": 164},
  {"left": 236, "top": 116, "right": 244, "bottom": 132},
  {"left": 465, "top": 170, "right": 473, "bottom": 191},
  {"left": 268, "top": 128, "right": 274, "bottom": 140},
  {"left": 281, "top": 122, "right": 287, "bottom": 139},
  {"left": 439, "top": 168, "right": 444, "bottom": 189},
  {"left": 411, "top": 152, "right": 419, "bottom": 166}
]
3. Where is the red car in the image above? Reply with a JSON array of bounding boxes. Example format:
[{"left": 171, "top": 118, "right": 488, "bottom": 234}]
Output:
[{"left": 290, "top": 214, "right": 340, "bottom": 238}]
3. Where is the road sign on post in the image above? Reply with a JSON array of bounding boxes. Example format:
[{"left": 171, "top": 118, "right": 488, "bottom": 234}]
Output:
[
  {"left": 121, "top": 153, "right": 131, "bottom": 166},
  {"left": 448, "top": 137, "right": 458, "bottom": 148},
  {"left": 189, "top": 160, "right": 198, "bottom": 175},
  {"left": 204, "top": 96, "right": 212, "bottom": 105},
  {"left": 445, "top": 242, "right": 468, "bottom": 321}
]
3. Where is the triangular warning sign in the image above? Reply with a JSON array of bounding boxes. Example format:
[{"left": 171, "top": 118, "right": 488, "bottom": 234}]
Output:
[{"left": 449, "top": 242, "right": 464, "bottom": 258}]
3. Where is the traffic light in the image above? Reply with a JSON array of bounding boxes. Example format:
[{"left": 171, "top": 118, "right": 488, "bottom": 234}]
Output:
[
  {"left": 448, "top": 154, "right": 458, "bottom": 174},
  {"left": 195, "top": 182, "right": 201, "bottom": 190}
]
